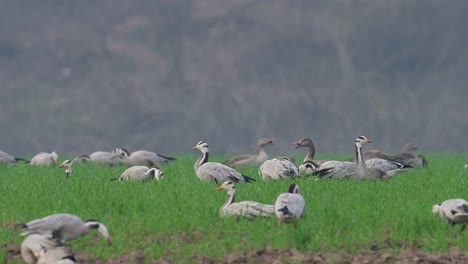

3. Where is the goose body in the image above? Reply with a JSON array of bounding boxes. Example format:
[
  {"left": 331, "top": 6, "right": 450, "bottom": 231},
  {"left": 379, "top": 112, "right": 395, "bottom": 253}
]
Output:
[
  {"left": 314, "top": 136, "right": 406, "bottom": 180},
  {"left": 37, "top": 246, "right": 76, "bottom": 264},
  {"left": 275, "top": 184, "right": 305, "bottom": 225},
  {"left": 223, "top": 138, "right": 274, "bottom": 168},
  {"left": 114, "top": 166, "right": 164, "bottom": 181},
  {"left": 21, "top": 234, "right": 55, "bottom": 264},
  {"left": 216, "top": 181, "right": 274, "bottom": 219},
  {"left": 0, "top": 150, "right": 24, "bottom": 164},
  {"left": 112, "top": 148, "right": 175, "bottom": 166},
  {"left": 20, "top": 213, "right": 110, "bottom": 244},
  {"left": 258, "top": 157, "right": 298, "bottom": 180},
  {"left": 432, "top": 199, "right": 468, "bottom": 230},
  {"left": 192, "top": 141, "right": 255, "bottom": 183},
  {"left": 465, "top": 161, "right": 468, "bottom": 170},
  {"left": 30, "top": 152, "right": 59, "bottom": 166},
  {"left": 365, "top": 158, "right": 408, "bottom": 172},
  {"left": 58, "top": 160, "right": 73, "bottom": 177}
]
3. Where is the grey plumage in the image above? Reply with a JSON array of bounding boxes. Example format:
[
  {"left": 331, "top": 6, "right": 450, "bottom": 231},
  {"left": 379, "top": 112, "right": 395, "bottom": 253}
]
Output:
[
  {"left": 293, "top": 138, "right": 326, "bottom": 175},
  {"left": 20, "top": 213, "right": 110, "bottom": 244},
  {"left": 223, "top": 138, "right": 274, "bottom": 168},
  {"left": 58, "top": 160, "right": 73, "bottom": 177},
  {"left": 275, "top": 184, "right": 305, "bottom": 225},
  {"left": 21, "top": 234, "right": 77, "bottom": 264},
  {"left": 30, "top": 152, "right": 59, "bottom": 166},
  {"left": 258, "top": 157, "right": 299, "bottom": 180},
  {"left": 111, "top": 148, "right": 175, "bottom": 167},
  {"left": 113, "top": 166, "right": 164, "bottom": 181},
  {"left": 192, "top": 141, "right": 255, "bottom": 183},
  {"left": 432, "top": 199, "right": 468, "bottom": 231}
]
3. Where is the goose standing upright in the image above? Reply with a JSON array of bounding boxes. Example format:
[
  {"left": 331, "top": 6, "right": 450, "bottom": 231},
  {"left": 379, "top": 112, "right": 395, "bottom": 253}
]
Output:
[
  {"left": 30, "top": 152, "right": 59, "bottom": 166},
  {"left": 293, "top": 138, "right": 324, "bottom": 175},
  {"left": 432, "top": 199, "right": 468, "bottom": 231},
  {"left": 20, "top": 213, "right": 111, "bottom": 244},
  {"left": 258, "top": 157, "right": 299, "bottom": 180},
  {"left": 112, "top": 166, "right": 164, "bottom": 181},
  {"left": 275, "top": 184, "right": 305, "bottom": 226},
  {"left": 192, "top": 141, "right": 255, "bottom": 183},
  {"left": 314, "top": 136, "right": 406, "bottom": 180},
  {"left": 216, "top": 181, "right": 274, "bottom": 219},
  {"left": 112, "top": 148, "right": 175, "bottom": 167},
  {"left": 223, "top": 138, "right": 274, "bottom": 168},
  {"left": 58, "top": 160, "right": 73, "bottom": 177}
]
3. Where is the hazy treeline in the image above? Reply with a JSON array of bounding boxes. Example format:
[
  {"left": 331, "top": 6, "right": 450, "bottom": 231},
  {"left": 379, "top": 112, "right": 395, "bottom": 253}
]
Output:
[{"left": 0, "top": 0, "right": 467, "bottom": 157}]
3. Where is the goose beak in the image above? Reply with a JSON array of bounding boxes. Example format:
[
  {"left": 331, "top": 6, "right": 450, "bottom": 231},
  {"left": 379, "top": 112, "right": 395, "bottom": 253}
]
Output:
[
  {"left": 58, "top": 164, "right": 64, "bottom": 168},
  {"left": 293, "top": 139, "right": 301, "bottom": 147},
  {"left": 106, "top": 237, "right": 113, "bottom": 246},
  {"left": 216, "top": 186, "right": 224, "bottom": 190},
  {"left": 269, "top": 138, "right": 274, "bottom": 145},
  {"left": 191, "top": 146, "right": 197, "bottom": 150},
  {"left": 367, "top": 140, "right": 373, "bottom": 143}
]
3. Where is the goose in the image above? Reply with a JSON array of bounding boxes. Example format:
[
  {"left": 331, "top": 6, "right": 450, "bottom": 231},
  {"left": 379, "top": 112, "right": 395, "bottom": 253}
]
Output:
[
  {"left": 37, "top": 245, "right": 77, "bottom": 264},
  {"left": 112, "top": 166, "right": 164, "bottom": 181},
  {"left": 432, "top": 199, "right": 468, "bottom": 231},
  {"left": 21, "top": 234, "right": 55, "bottom": 264},
  {"left": 314, "top": 136, "right": 407, "bottom": 180},
  {"left": 73, "top": 151, "right": 118, "bottom": 165},
  {"left": 30, "top": 152, "right": 59, "bottom": 166},
  {"left": 465, "top": 161, "right": 468, "bottom": 170},
  {"left": 216, "top": 181, "right": 274, "bottom": 219},
  {"left": 275, "top": 184, "right": 305, "bottom": 226},
  {"left": 192, "top": 141, "right": 255, "bottom": 183},
  {"left": 222, "top": 138, "right": 274, "bottom": 168},
  {"left": 293, "top": 138, "right": 326, "bottom": 174},
  {"left": 0, "top": 150, "right": 26, "bottom": 165},
  {"left": 258, "top": 157, "right": 299, "bottom": 180},
  {"left": 58, "top": 160, "right": 73, "bottom": 177},
  {"left": 111, "top": 148, "right": 175, "bottom": 167},
  {"left": 20, "top": 213, "right": 111, "bottom": 244}
]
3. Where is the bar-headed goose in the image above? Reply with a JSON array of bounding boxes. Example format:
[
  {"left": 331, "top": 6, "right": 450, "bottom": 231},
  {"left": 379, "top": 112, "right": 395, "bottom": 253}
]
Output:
[
  {"left": 216, "top": 181, "right": 274, "bottom": 219},
  {"left": 58, "top": 160, "right": 73, "bottom": 177},
  {"left": 192, "top": 141, "right": 255, "bottom": 183},
  {"left": 432, "top": 199, "right": 468, "bottom": 231},
  {"left": 275, "top": 184, "right": 305, "bottom": 226},
  {"left": 29, "top": 152, "right": 59, "bottom": 166},
  {"left": 465, "top": 161, "right": 468, "bottom": 170},
  {"left": 111, "top": 148, "right": 175, "bottom": 167},
  {"left": 112, "top": 166, "right": 164, "bottom": 181},
  {"left": 73, "top": 151, "right": 118, "bottom": 165},
  {"left": 223, "top": 138, "right": 274, "bottom": 168},
  {"left": 293, "top": 138, "right": 327, "bottom": 175},
  {"left": 258, "top": 157, "right": 299, "bottom": 180},
  {"left": 314, "top": 136, "right": 407, "bottom": 180},
  {"left": 20, "top": 213, "right": 111, "bottom": 244},
  {"left": 0, "top": 150, "right": 26, "bottom": 165},
  {"left": 21, "top": 234, "right": 76, "bottom": 264}
]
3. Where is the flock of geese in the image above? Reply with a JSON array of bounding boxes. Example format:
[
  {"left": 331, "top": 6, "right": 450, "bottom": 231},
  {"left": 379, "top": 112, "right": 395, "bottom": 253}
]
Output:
[{"left": 3, "top": 136, "right": 467, "bottom": 263}]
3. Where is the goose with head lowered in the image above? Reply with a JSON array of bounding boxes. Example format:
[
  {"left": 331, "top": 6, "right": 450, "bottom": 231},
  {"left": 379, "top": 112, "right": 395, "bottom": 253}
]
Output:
[
  {"left": 223, "top": 138, "right": 274, "bottom": 168},
  {"left": 216, "top": 181, "right": 274, "bottom": 219},
  {"left": 275, "top": 184, "right": 305, "bottom": 226},
  {"left": 58, "top": 160, "right": 73, "bottom": 177},
  {"left": 0, "top": 150, "right": 26, "bottom": 165},
  {"left": 258, "top": 157, "right": 299, "bottom": 180},
  {"left": 314, "top": 136, "right": 407, "bottom": 180},
  {"left": 19, "top": 213, "right": 111, "bottom": 244},
  {"left": 432, "top": 198, "right": 468, "bottom": 232},
  {"left": 111, "top": 148, "right": 175, "bottom": 167},
  {"left": 192, "top": 141, "right": 255, "bottom": 183},
  {"left": 111, "top": 166, "right": 164, "bottom": 181}
]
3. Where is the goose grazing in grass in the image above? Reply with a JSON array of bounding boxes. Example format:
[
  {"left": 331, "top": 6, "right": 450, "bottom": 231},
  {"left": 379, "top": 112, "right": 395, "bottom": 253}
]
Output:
[
  {"left": 58, "top": 160, "right": 73, "bottom": 177},
  {"left": 192, "top": 141, "right": 255, "bottom": 183},
  {"left": 293, "top": 138, "right": 326, "bottom": 175},
  {"left": 258, "top": 157, "right": 299, "bottom": 180},
  {"left": 314, "top": 136, "right": 407, "bottom": 180},
  {"left": 223, "top": 138, "right": 274, "bottom": 168},
  {"left": 216, "top": 181, "right": 274, "bottom": 219},
  {"left": 0, "top": 150, "right": 26, "bottom": 165},
  {"left": 111, "top": 148, "right": 175, "bottom": 167},
  {"left": 275, "top": 184, "right": 305, "bottom": 226},
  {"left": 20, "top": 213, "right": 111, "bottom": 244},
  {"left": 432, "top": 199, "right": 468, "bottom": 232},
  {"left": 30, "top": 152, "right": 59, "bottom": 166},
  {"left": 112, "top": 166, "right": 164, "bottom": 181}
]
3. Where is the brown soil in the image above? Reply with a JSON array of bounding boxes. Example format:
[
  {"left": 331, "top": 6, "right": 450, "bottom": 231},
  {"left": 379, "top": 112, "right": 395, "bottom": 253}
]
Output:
[{"left": 4, "top": 242, "right": 468, "bottom": 263}]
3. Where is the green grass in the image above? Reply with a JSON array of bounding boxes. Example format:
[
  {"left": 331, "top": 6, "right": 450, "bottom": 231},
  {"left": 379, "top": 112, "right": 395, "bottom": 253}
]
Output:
[{"left": 1, "top": 154, "right": 467, "bottom": 263}]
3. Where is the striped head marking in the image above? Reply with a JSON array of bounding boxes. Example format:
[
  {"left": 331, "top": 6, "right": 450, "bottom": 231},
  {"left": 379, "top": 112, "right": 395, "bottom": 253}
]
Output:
[
  {"left": 355, "top": 136, "right": 373, "bottom": 144},
  {"left": 216, "top": 181, "right": 234, "bottom": 190},
  {"left": 288, "top": 184, "right": 300, "bottom": 194},
  {"left": 192, "top": 141, "right": 209, "bottom": 151}
]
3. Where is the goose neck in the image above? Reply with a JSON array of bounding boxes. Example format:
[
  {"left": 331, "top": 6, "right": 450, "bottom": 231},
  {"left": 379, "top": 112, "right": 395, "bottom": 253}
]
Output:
[
  {"left": 355, "top": 143, "right": 367, "bottom": 169},
  {"left": 223, "top": 189, "right": 236, "bottom": 207},
  {"left": 195, "top": 151, "right": 209, "bottom": 170},
  {"left": 304, "top": 145, "right": 316, "bottom": 162}
]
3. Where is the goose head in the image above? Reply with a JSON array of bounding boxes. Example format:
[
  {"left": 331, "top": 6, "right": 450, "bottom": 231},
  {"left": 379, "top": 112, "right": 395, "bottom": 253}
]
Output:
[
  {"left": 58, "top": 160, "right": 72, "bottom": 169},
  {"left": 432, "top": 203, "right": 441, "bottom": 214},
  {"left": 293, "top": 138, "right": 313, "bottom": 148},
  {"left": 355, "top": 136, "right": 373, "bottom": 147},
  {"left": 402, "top": 143, "right": 418, "bottom": 153},
  {"left": 288, "top": 183, "right": 300, "bottom": 194},
  {"left": 257, "top": 138, "right": 274, "bottom": 147},
  {"left": 51, "top": 152, "right": 59, "bottom": 164},
  {"left": 145, "top": 168, "right": 165, "bottom": 180},
  {"left": 192, "top": 141, "right": 209, "bottom": 153},
  {"left": 216, "top": 181, "right": 235, "bottom": 191},
  {"left": 111, "top": 148, "right": 129, "bottom": 159}
]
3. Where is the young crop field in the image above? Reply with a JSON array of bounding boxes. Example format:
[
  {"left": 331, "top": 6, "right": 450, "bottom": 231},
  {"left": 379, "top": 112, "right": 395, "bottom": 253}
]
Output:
[{"left": 1, "top": 154, "right": 467, "bottom": 263}]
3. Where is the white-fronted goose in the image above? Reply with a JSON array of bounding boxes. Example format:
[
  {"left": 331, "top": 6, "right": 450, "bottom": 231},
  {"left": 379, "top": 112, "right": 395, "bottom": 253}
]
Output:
[
  {"left": 30, "top": 152, "right": 59, "bottom": 166},
  {"left": 112, "top": 166, "right": 164, "bottom": 181},
  {"left": 223, "top": 138, "right": 274, "bottom": 168},
  {"left": 314, "top": 136, "right": 407, "bottom": 180},
  {"left": 20, "top": 213, "right": 111, "bottom": 244},
  {"left": 432, "top": 199, "right": 468, "bottom": 231},
  {"left": 275, "top": 184, "right": 305, "bottom": 226},
  {"left": 192, "top": 141, "right": 255, "bottom": 183},
  {"left": 216, "top": 181, "right": 274, "bottom": 219},
  {"left": 258, "top": 157, "right": 298, "bottom": 180},
  {"left": 58, "top": 160, "right": 73, "bottom": 177},
  {"left": 111, "top": 148, "right": 175, "bottom": 167}
]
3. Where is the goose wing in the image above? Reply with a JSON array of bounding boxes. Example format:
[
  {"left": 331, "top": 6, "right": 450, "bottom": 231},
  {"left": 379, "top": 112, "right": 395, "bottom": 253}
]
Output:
[
  {"left": 259, "top": 158, "right": 298, "bottom": 180},
  {"left": 366, "top": 158, "right": 407, "bottom": 171},
  {"left": 275, "top": 193, "right": 305, "bottom": 220},
  {"left": 224, "top": 201, "right": 275, "bottom": 218},
  {"left": 21, "top": 214, "right": 81, "bottom": 237},
  {"left": 198, "top": 162, "right": 246, "bottom": 183},
  {"left": 314, "top": 161, "right": 357, "bottom": 179}
]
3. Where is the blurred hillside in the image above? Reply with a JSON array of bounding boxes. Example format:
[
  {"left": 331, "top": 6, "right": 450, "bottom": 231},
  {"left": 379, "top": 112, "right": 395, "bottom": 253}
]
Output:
[{"left": 0, "top": 0, "right": 467, "bottom": 157}]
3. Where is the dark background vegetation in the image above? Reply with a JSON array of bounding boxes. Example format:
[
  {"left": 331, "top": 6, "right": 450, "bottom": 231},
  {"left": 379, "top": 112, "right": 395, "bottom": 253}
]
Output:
[{"left": 1, "top": 0, "right": 467, "bottom": 157}]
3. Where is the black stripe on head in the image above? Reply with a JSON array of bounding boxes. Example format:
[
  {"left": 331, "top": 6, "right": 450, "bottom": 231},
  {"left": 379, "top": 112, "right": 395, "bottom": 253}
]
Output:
[
  {"left": 288, "top": 184, "right": 299, "bottom": 193},
  {"left": 120, "top": 148, "right": 129, "bottom": 155},
  {"left": 197, "top": 140, "right": 206, "bottom": 145}
]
